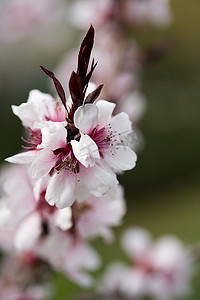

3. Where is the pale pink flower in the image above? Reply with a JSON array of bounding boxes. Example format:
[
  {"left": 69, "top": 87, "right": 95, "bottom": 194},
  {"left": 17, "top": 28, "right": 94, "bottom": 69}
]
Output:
[
  {"left": 120, "top": 228, "right": 194, "bottom": 300},
  {"left": 35, "top": 227, "right": 101, "bottom": 287},
  {"left": 100, "top": 228, "right": 194, "bottom": 299},
  {"left": 0, "top": 164, "right": 101, "bottom": 286},
  {"left": 6, "top": 26, "right": 137, "bottom": 208},
  {"left": 6, "top": 99, "right": 136, "bottom": 208},
  {"left": 100, "top": 262, "right": 147, "bottom": 299},
  {"left": 69, "top": 0, "right": 172, "bottom": 29},
  {"left": 0, "top": 0, "right": 65, "bottom": 42},
  {"left": 12, "top": 89, "right": 66, "bottom": 129},
  {"left": 0, "top": 161, "right": 126, "bottom": 255},
  {"left": 124, "top": 0, "right": 172, "bottom": 27},
  {"left": 0, "top": 164, "right": 72, "bottom": 252},
  {"left": 0, "top": 163, "right": 126, "bottom": 287},
  {"left": 74, "top": 185, "right": 126, "bottom": 241}
]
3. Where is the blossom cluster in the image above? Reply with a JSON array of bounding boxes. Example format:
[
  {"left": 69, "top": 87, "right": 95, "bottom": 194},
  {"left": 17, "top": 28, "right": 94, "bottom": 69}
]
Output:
[
  {"left": 0, "top": 2, "right": 197, "bottom": 300},
  {"left": 1, "top": 26, "right": 136, "bottom": 294}
]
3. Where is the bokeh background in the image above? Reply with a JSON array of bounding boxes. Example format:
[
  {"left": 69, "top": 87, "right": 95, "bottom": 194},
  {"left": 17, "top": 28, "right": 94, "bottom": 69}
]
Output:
[{"left": 0, "top": 0, "right": 200, "bottom": 299}]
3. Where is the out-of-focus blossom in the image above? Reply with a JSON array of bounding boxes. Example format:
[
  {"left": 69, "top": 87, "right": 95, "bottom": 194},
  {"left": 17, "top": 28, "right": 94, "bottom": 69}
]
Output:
[
  {"left": 0, "top": 164, "right": 98, "bottom": 287},
  {"left": 0, "top": 0, "right": 66, "bottom": 42},
  {"left": 100, "top": 228, "right": 195, "bottom": 300},
  {"left": 68, "top": 0, "right": 114, "bottom": 30},
  {"left": 35, "top": 227, "right": 101, "bottom": 287},
  {"left": 0, "top": 253, "right": 50, "bottom": 300},
  {"left": 0, "top": 163, "right": 126, "bottom": 248},
  {"left": 73, "top": 185, "right": 126, "bottom": 242},
  {"left": 69, "top": 0, "right": 172, "bottom": 29},
  {"left": 123, "top": 0, "right": 172, "bottom": 27},
  {"left": 0, "top": 163, "right": 126, "bottom": 286},
  {"left": 100, "top": 262, "right": 148, "bottom": 299},
  {"left": 114, "top": 91, "right": 146, "bottom": 125},
  {"left": 0, "top": 164, "right": 72, "bottom": 252}
]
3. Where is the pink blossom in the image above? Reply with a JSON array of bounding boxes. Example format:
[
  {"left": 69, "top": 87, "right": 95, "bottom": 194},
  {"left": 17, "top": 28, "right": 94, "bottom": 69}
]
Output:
[
  {"left": 35, "top": 228, "right": 101, "bottom": 287},
  {"left": 101, "top": 228, "right": 194, "bottom": 300},
  {"left": 12, "top": 89, "right": 66, "bottom": 129},
  {"left": 0, "top": 165, "right": 100, "bottom": 287},
  {"left": 0, "top": 163, "right": 127, "bottom": 286},
  {"left": 74, "top": 185, "right": 126, "bottom": 242},
  {"left": 123, "top": 0, "right": 172, "bottom": 27},
  {"left": 0, "top": 164, "right": 72, "bottom": 251},
  {"left": 6, "top": 99, "right": 136, "bottom": 208},
  {"left": 100, "top": 262, "right": 148, "bottom": 298},
  {"left": 0, "top": 0, "right": 65, "bottom": 42}
]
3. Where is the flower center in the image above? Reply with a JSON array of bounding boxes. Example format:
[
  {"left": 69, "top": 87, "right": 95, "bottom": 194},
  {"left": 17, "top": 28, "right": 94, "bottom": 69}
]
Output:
[
  {"left": 89, "top": 124, "right": 122, "bottom": 157},
  {"left": 53, "top": 144, "right": 79, "bottom": 175}
]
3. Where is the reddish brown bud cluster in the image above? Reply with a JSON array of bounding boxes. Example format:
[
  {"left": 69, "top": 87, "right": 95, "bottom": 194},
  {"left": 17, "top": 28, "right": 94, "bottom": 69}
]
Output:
[{"left": 40, "top": 25, "right": 103, "bottom": 123}]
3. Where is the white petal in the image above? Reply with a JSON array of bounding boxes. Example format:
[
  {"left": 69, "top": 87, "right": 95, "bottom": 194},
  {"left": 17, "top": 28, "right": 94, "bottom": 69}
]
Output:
[
  {"left": 71, "top": 134, "right": 100, "bottom": 168},
  {"left": 96, "top": 100, "right": 116, "bottom": 128},
  {"left": 5, "top": 151, "right": 37, "bottom": 164},
  {"left": 14, "top": 212, "right": 42, "bottom": 251},
  {"left": 54, "top": 207, "right": 72, "bottom": 231},
  {"left": 12, "top": 90, "right": 57, "bottom": 128},
  {"left": 45, "top": 173, "right": 75, "bottom": 208},
  {"left": 12, "top": 103, "right": 39, "bottom": 129},
  {"left": 82, "top": 163, "right": 118, "bottom": 197},
  {"left": 40, "top": 121, "right": 67, "bottom": 150},
  {"left": 74, "top": 104, "right": 98, "bottom": 133},
  {"left": 29, "top": 149, "right": 55, "bottom": 179},
  {"left": 110, "top": 112, "right": 132, "bottom": 142},
  {"left": 104, "top": 145, "right": 137, "bottom": 172}
]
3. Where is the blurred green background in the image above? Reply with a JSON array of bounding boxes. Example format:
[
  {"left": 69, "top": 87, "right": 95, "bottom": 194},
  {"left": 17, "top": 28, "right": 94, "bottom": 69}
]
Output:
[{"left": 0, "top": 0, "right": 200, "bottom": 299}]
